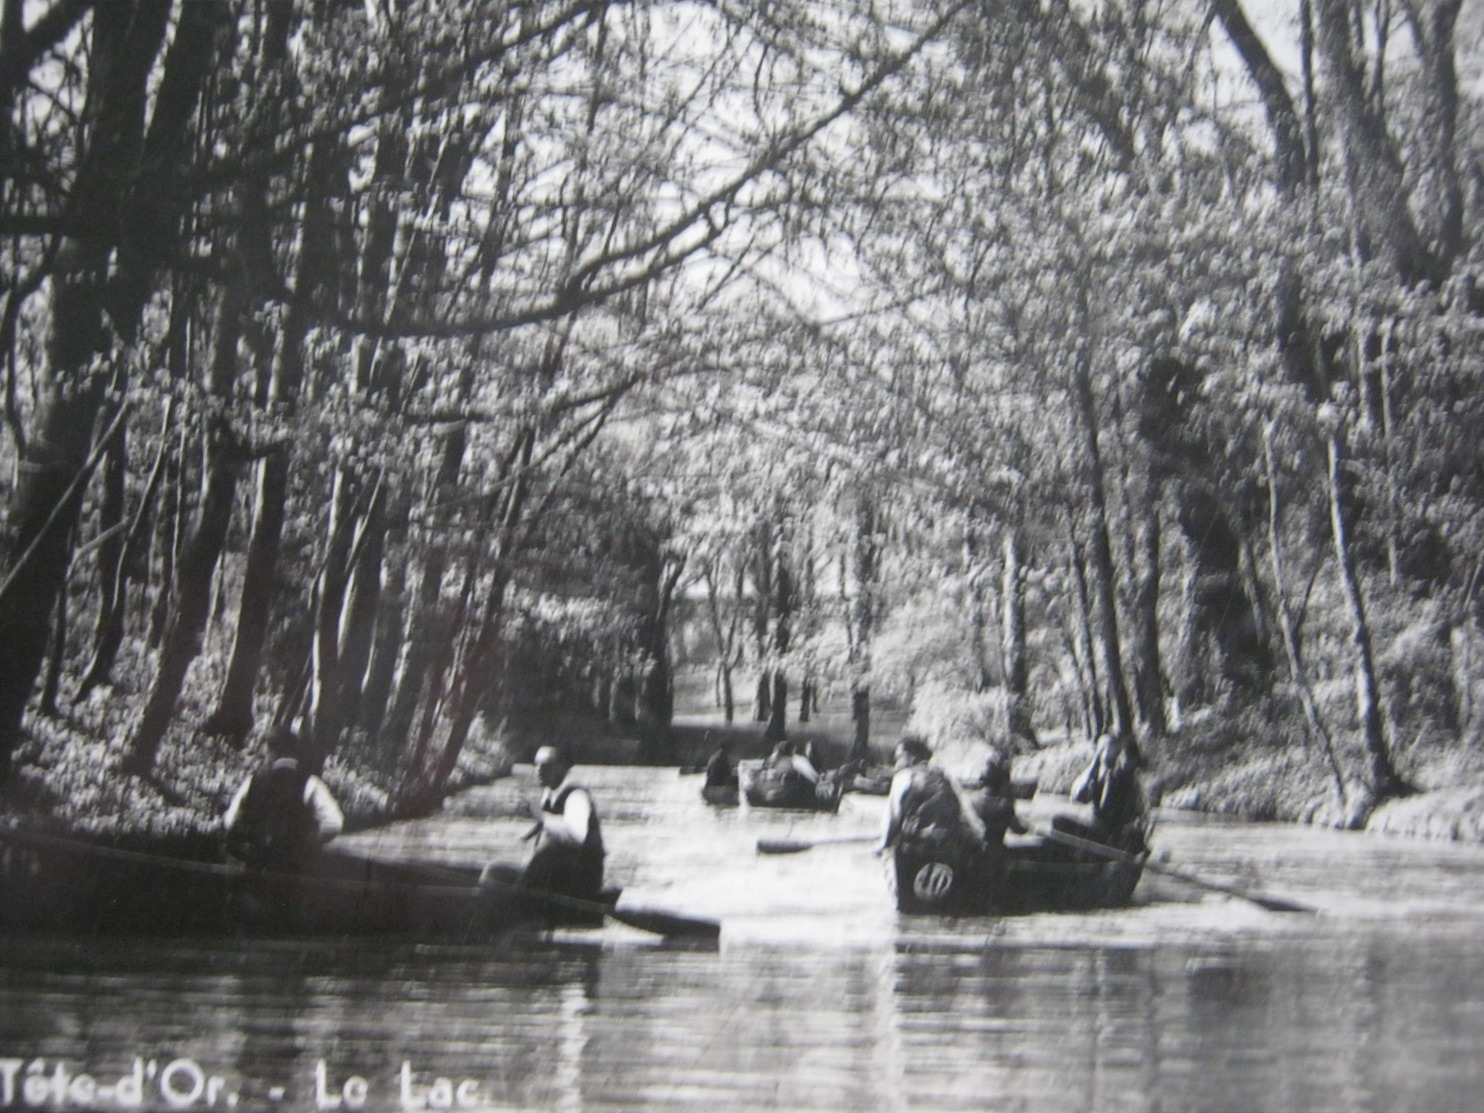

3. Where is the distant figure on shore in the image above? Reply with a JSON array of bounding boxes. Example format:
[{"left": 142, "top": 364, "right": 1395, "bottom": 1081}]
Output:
[
  {"left": 704, "top": 739, "right": 739, "bottom": 789},
  {"left": 876, "top": 736, "right": 981, "bottom": 854},
  {"left": 965, "top": 747, "right": 1028, "bottom": 847},
  {"left": 223, "top": 726, "right": 343, "bottom": 872},
  {"left": 518, "top": 745, "right": 605, "bottom": 901},
  {"left": 1059, "top": 733, "right": 1148, "bottom": 850}
]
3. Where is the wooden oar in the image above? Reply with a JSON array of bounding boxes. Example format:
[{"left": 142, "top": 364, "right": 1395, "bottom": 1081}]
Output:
[
  {"left": 756, "top": 834, "right": 877, "bottom": 855},
  {"left": 472, "top": 867, "right": 722, "bottom": 940},
  {"left": 1036, "top": 825, "right": 1314, "bottom": 914}
]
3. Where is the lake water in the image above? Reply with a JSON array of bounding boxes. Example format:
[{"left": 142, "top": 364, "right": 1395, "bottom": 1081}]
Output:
[{"left": 4, "top": 765, "right": 1484, "bottom": 1112}]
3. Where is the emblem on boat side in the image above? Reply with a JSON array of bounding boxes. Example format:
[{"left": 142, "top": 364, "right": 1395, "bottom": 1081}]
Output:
[{"left": 912, "top": 861, "right": 954, "bottom": 901}]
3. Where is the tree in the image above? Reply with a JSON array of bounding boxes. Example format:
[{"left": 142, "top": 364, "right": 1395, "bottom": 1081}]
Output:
[{"left": 0, "top": 0, "right": 227, "bottom": 778}]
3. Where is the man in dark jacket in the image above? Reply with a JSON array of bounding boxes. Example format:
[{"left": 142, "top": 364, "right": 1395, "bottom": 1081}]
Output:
[
  {"left": 703, "top": 740, "right": 738, "bottom": 789},
  {"left": 223, "top": 726, "right": 343, "bottom": 872},
  {"left": 1061, "top": 733, "right": 1148, "bottom": 851},
  {"left": 965, "top": 748, "right": 1029, "bottom": 846},
  {"left": 875, "top": 735, "right": 981, "bottom": 853}
]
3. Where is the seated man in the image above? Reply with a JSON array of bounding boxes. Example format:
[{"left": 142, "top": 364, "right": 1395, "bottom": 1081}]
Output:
[
  {"left": 519, "top": 744, "right": 605, "bottom": 902},
  {"left": 965, "top": 748, "right": 1029, "bottom": 847},
  {"left": 223, "top": 726, "right": 343, "bottom": 873},
  {"left": 1058, "top": 733, "right": 1149, "bottom": 851},
  {"left": 704, "top": 741, "right": 739, "bottom": 789},
  {"left": 876, "top": 735, "right": 982, "bottom": 853}
]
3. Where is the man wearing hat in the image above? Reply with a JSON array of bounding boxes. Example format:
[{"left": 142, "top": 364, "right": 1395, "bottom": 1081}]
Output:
[{"left": 522, "top": 744, "right": 605, "bottom": 901}]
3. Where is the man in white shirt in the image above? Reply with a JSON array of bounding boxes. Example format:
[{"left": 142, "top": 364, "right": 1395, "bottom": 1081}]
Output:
[{"left": 520, "top": 745, "right": 605, "bottom": 900}]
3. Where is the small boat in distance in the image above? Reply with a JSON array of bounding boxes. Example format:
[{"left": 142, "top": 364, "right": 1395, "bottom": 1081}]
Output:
[
  {"left": 738, "top": 759, "right": 843, "bottom": 813},
  {"left": 701, "top": 783, "right": 739, "bottom": 806}
]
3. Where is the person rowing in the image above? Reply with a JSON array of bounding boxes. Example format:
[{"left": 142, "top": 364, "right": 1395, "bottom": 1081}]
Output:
[
  {"left": 964, "top": 746, "right": 1028, "bottom": 847},
  {"left": 875, "top": 735, "right": 984, "bottom": 855},
  {"left": 703, "top": 739, "right": 739, "bottom": 790},
  {"left": 507, "top": 744, "right": 606, "bottom": 903},
  {"left": 1054, "top": 732, "right": 1149, "bottom": 853}
]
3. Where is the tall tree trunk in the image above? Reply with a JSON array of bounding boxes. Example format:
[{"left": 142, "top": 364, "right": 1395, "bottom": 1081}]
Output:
[
  {"left": 77, "top": 399, "right": 174, "bottom": 700},
  {"left": 1263, "top": 424, "right": 1348, "bottom": 807},
  {"left": 81, "top": 420, "right": 128, "bottom": 688},
  {"left": 1327, "top": 433, "right": 1406, "bottom": 800},
  {"left": 766, "top": 672, "right": 788, "bottom": 743},
  {"left": 205, "top": 132, "right": 338, "bottom": 741},
  {"left": 1070, "top": 351, "right": 1134, "bottom": 738},
  {"left": 1313, "top": 0, "right": 1444, "bottom": 285},
  {"left": 383, "top": 423, "right": 466, "bottom": 749},
  {"left": 1, "top": 0, "right": 224, "bottom": 776},
  {"left": 1067, "top": 531, "right": 1104, "bottom": 737},
  {"left": 1002, "top": 526, "right": 1036, "bottom": 746},
  {"left": 200, "top": 3, "right": 309, "bottom": 742},
  {"left": 1129, "top": 497, "right": 1167, "bottom": 739},
  {"left": 754, "top": 674, "right": 772, "bottom": 725},
  {"left": 849, "top": 495, "right": 878, "bottom": 761},
  {"left": 307, "top": 469, "right": 367, "bottom": 753},
  {"left": 122, "top": 431, "right": 244, "bottom": 774},
  {"left": 965, "top": 517, "right": 994, "bottom": 693},
  {"left": 763, "top": 540, "right": 793, "bottom": 744},
  {"left": 358, "top": 486, "right": 410, "bottom": 758}
]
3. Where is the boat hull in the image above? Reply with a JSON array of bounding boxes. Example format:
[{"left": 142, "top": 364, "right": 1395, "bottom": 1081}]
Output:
[
  {"left": 701, "top": 783, "right": 740, "bottom": 806},
  {"left": 740, "top": 766, "right": 842, "bottom": 812},
  {"left": 0, "top": 828, "right": 615, "bottom": 939},
  {"left": 892, "top": 833, "right": 1144, "bottom": 915}
]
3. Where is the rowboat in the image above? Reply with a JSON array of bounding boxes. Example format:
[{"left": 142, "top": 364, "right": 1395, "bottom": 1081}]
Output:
[
  {"left": 739, "top": 760, "right": 842, "bottom": 812},
  {"left": 701, "top": 783, "right": 740, "bottom": 806},
  {"left": 891, "top": 830, "right": 1146, "bottom": 915},
  {"left": 0, "top": 825, "right": 617, "bottom": 939}
]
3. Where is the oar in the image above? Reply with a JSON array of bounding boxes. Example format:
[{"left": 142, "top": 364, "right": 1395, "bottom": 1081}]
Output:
[
  {"left": 1036, "top": 825, "right": 1314, "bottom": 914},
  {"left": 756, "top": 834, "right": 877, "bottom": 855},
  {"left": 472, "top": 867, "right": 721, "bottom": 940}
]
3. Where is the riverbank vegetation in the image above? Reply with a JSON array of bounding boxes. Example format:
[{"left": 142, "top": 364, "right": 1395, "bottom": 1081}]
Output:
[{"left": 2, "top": 1, "right": 1484, "bottom": 844}]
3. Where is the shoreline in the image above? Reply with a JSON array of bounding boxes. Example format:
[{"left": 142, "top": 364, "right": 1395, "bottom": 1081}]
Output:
[{"left": 1017, "top": 738, "right": 1484, "bottom": 846}]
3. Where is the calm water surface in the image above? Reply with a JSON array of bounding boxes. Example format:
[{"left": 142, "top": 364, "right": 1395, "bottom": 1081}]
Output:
[{"left": 4, "top": 765, "right": 1484, "bottom": 1112}]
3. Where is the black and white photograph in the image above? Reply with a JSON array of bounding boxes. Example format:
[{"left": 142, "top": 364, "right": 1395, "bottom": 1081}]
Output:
[{"left": 2, "top": 0, "right": 1483, "bottom": 1109}]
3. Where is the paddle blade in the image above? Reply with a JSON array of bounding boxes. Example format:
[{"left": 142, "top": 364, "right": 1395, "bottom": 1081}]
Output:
[
  {"left": 611, "top": 905, "right": 721, "bottom": 938},
  {"left": 1244, "top": 891, "right": 1313, "bottom": 914},
  {"left": 756, "top": 838, "right": 816, "bottom": 855}
]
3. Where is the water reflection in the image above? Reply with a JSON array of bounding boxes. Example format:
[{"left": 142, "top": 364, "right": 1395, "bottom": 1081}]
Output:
[{"left": 6, "top": 768, "right": 1484, "bottom": 1112}]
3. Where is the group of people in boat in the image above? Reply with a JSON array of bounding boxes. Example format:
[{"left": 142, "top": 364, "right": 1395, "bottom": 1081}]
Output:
[
  {"left": 877, "top": 730, "right": 1148, "bottom": 861},
  {"left": 222, "top": 720, "right": 1144, "bottom": 917}
]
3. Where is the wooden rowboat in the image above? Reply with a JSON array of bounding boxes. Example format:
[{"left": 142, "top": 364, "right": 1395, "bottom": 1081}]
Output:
[
  {"left": 0, "top": 825, "right": 617, "bottom": 940},
  {"left": 891, "top": 830, "right": 1145, "bottom": 915},
  {"left": 701, "top": 783, "right": 740, "bottom": 806},
  {"left": 739, "top": 760, "right": 842, "bottom": 813}
]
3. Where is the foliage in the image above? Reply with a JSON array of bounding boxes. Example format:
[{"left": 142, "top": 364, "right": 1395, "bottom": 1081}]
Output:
[{"left": 3, "top": 0, "right": 1484, "bottom": 836}]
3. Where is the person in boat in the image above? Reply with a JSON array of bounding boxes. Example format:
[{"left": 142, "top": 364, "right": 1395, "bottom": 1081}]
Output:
[
  {"left": 1058, "top": 732, "right": 1149, "bottom": 850},
  {"left": 223, "top": 726, "right": 343, "bottom": 873},
  {"left": 965, "top": 747, "right": 1029, "bottom": 847},
  {"left": 703, "top": 740, "right": 739, "bottom": 790},
  {"left": 519, "top": 744, "right": 605, "bottom": 902},
  {"left": 875, "top": 735, "right": 982, "bottom": 854},
  {"left": 763, "top": 738, "right": 819, "bottom": 784}
]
